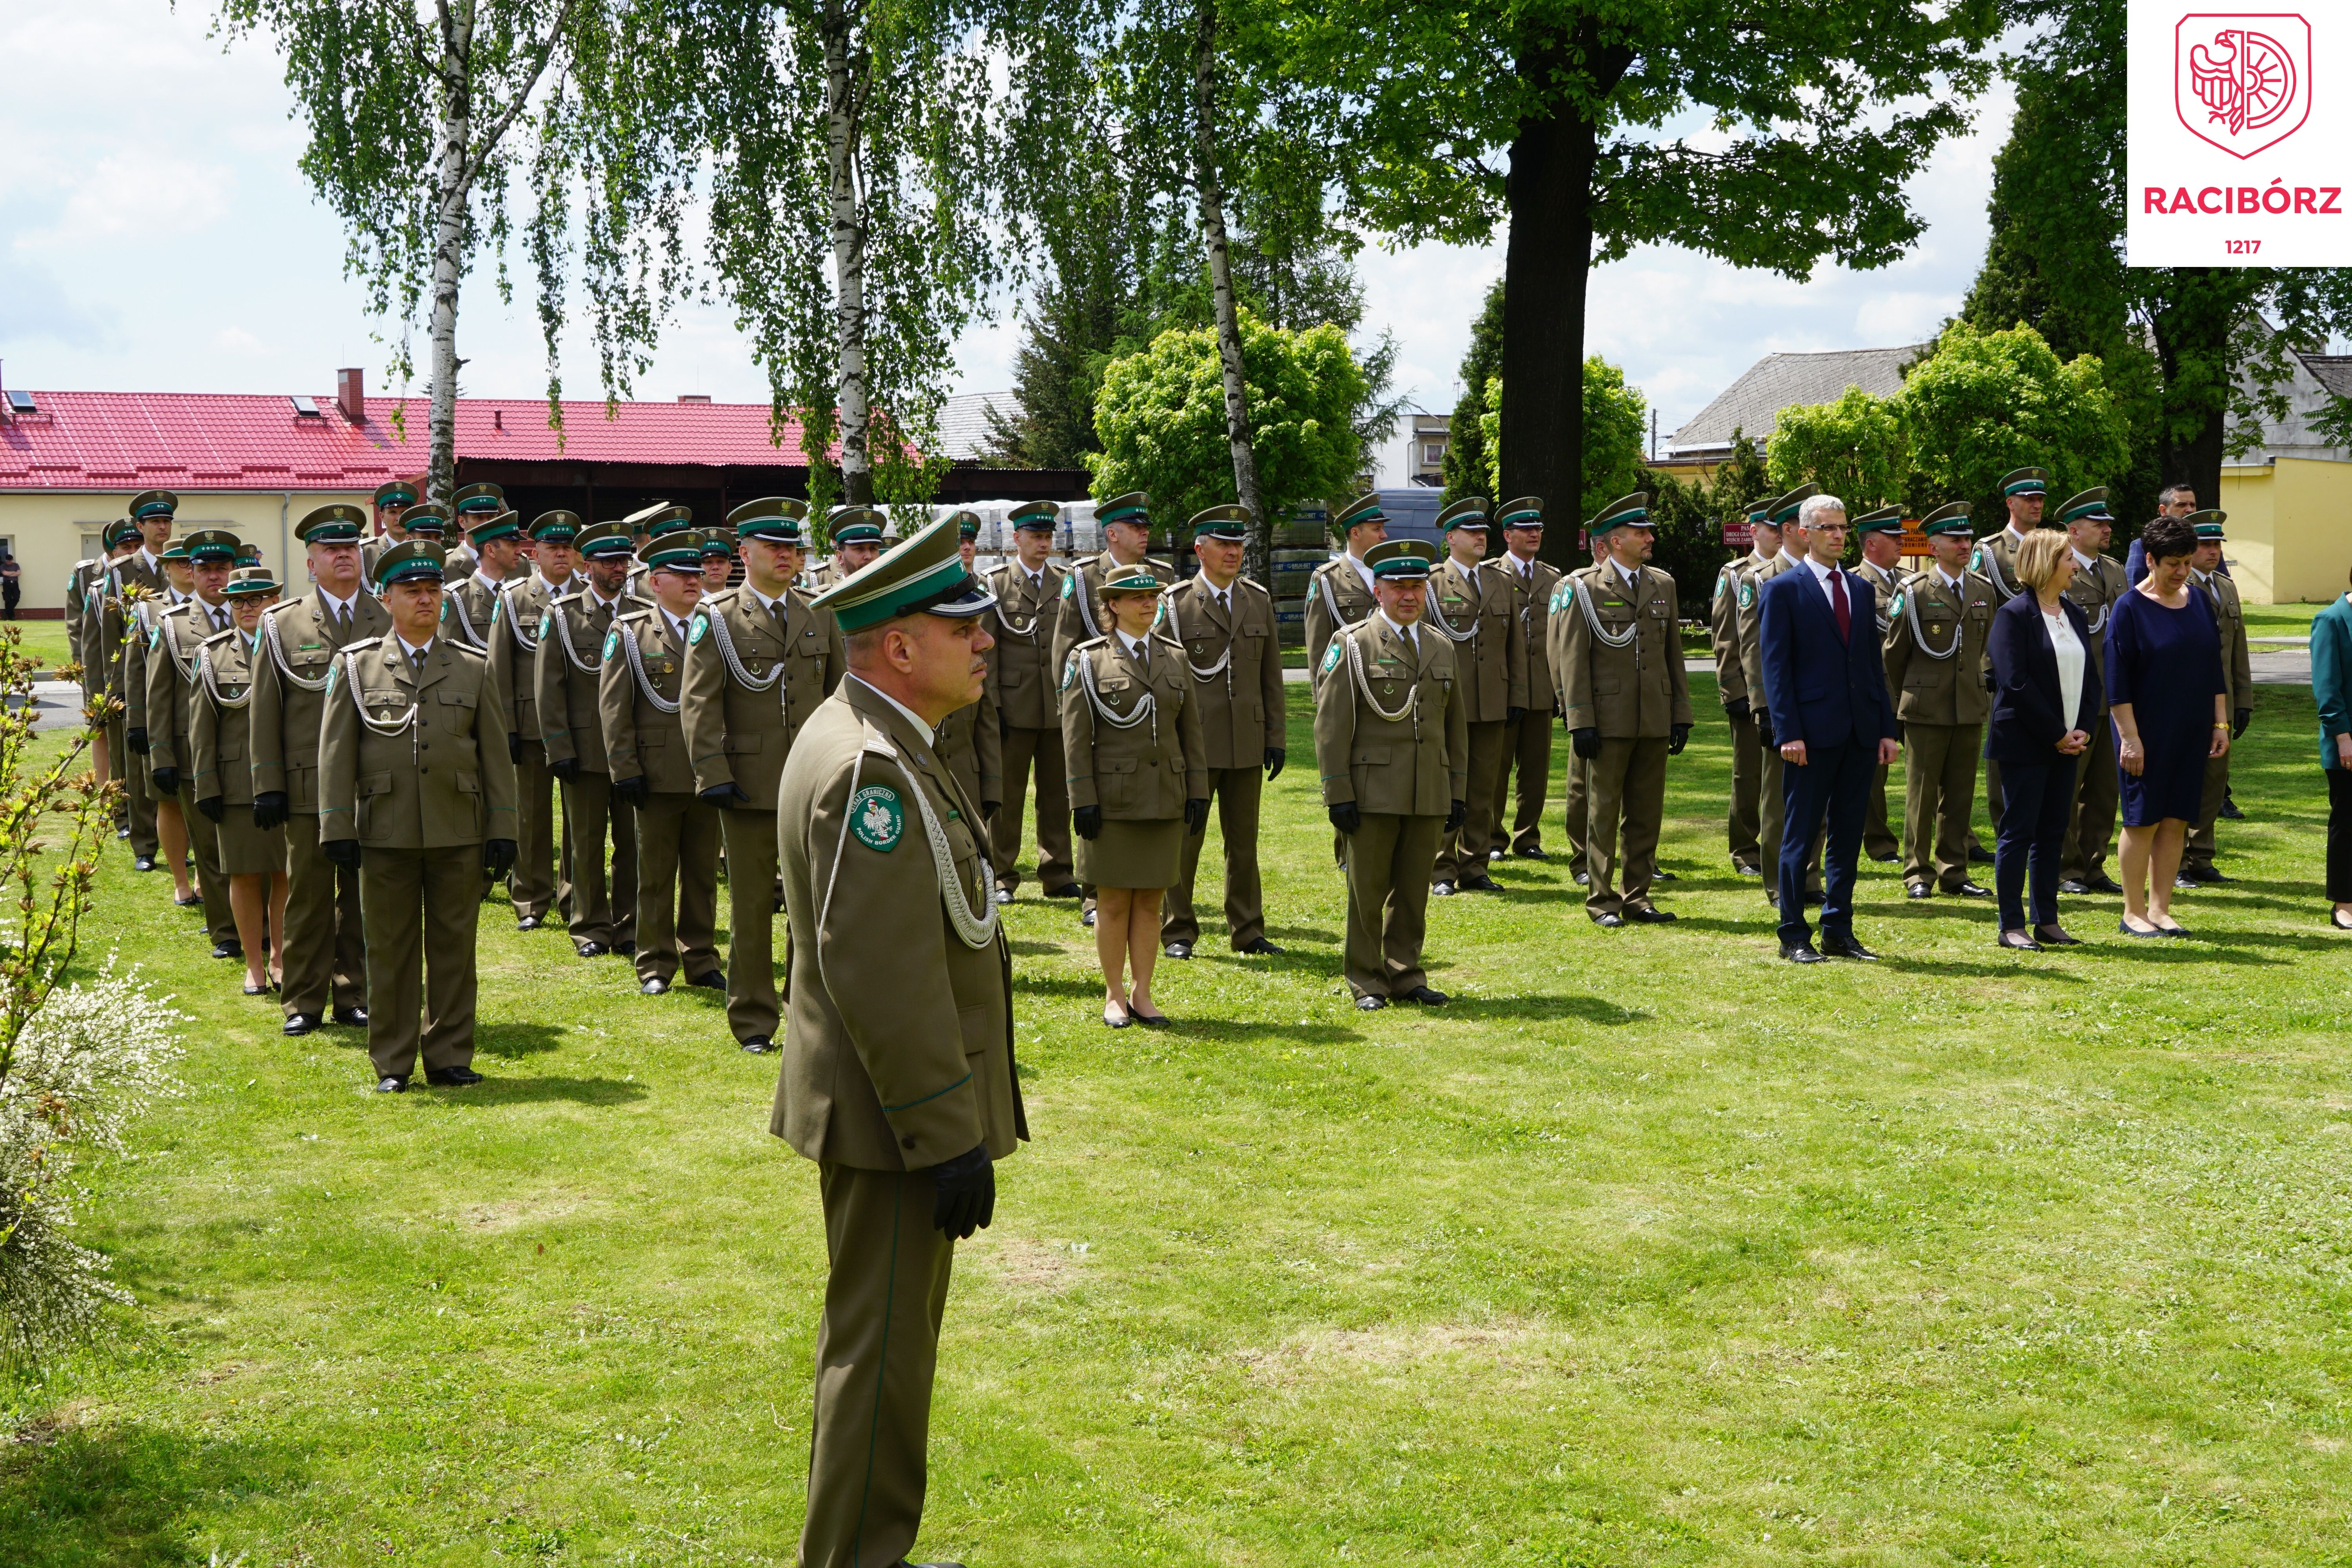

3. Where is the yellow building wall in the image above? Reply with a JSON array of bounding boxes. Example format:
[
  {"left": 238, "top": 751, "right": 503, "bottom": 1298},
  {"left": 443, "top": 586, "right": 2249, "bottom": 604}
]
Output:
[
  {"left": 2219, "top": 458, "right": 2352, "bottom": 604},
  {"left": 0, "top": 490, "right": 372, "bottom": 615}
]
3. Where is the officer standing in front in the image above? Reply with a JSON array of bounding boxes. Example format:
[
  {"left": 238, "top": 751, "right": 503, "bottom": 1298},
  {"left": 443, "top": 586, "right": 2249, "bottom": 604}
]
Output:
[
  {"left": 537, "top": 522, "right": 643, "bottom": 958},
  {"left": 2055, "top": 490, "right": 2129, "bottom": 895},
  {"left": 1158, "top": 504, "right": 1288, "bottom": 959},
  {"left": 771, "top": 514, "right": 1021, "bottom": 1568},
  {"left": 681, "top": 497, "right": 847, "bottom": 1051},
  {"left": 2183, "top": 510, "right": 2253, "bottom": 885},
  {"left": 249, "top": 504, "right": 391, "bottom": 1034},
  {"left": 1851, "top": 505, "right": 1913, "bottom": 864},
  {"left": 146, "top": 528, "right": 242, "bottom": 958},
  {"left": 489, "top": 511, "right": 584, "bottom": 932},
  {"left": 1315, "top": 539, "right": 1467, "bottom": 1011},
  {"left": 1553, "top": 493, "right": 1693, "bottom": 926},
  {"left": 1711, "top": 502, "right": 1778, "bottom": 875},
  {"left": 1489, "top": 497, "right": 1561, "bottom": 860},
  {"left": 1425, "top": 498, "right": 1526, "bottom": 896},
  {"left": 984, "top": 501, "right": 1078, "bottom": 903},
  {"left": 1884, "top": 504, "right": 1996, "bottom": 900},
  {"left": 319, "top": 539, "right": 518, "bottom": 1092}
]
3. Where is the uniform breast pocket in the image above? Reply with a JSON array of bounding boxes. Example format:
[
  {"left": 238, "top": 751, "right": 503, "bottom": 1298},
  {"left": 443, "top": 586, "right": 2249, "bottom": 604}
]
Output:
[
  {"left": 1098, "top": 756, "right": 1137, "bottom": 807},
  {"left": 438, "top": 688, "right": 476, "bottom": 733},
  {"left": 356, "top": 770, "right": 394, "bottom": 841},
  {"left": 1352, "top": 745, "right": 1390, "bottom": 766}
]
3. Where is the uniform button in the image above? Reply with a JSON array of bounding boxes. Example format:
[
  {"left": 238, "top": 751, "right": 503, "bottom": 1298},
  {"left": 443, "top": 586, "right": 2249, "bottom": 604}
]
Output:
[{"left": 901, "top": 1136, "right": 916, "bottom": 1149}]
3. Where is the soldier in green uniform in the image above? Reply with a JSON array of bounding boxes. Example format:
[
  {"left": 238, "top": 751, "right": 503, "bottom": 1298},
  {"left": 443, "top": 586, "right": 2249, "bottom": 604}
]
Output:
[
  {"left": 250, "top": 504, "right": 391, "bottom": 1034},
  {"left": 1489, "top": 497, "right": 1561, "bottom": 860},
  {"left": 1315, "top": 539, "right": 1467, "bottom": 1011},
  {"left": 1851, "top": 506, "right": 1913, "bottom": 864},
  {"left": 489, "top": 511, "right": 583, "bottom": 932},
  {"left": 806, "top": 507, "right": 889, "bottom": 593},
  {"left": 360, "top": 477, "right": 419, "bottom": 587},
  {"left": 319, "top": 540, "right": 518, "bottom": 1092},
  {"left": 125, "top": 536, "right": 196, "bottom": 891},
  {"left": 1158, "top": 504, "right": 1288, "bottom": 958},
  {"left": 2183, "top": 511, "right": 2253, "bottom": 885},
  {"left": 107, "top": 496, "right": 177, "bottom": 860},
  {"left": 771, "top": 514, "right": 1021, "bottom": 1568},
  {"left": 191, "top": 565, "right": 291, "bottom": 996},
  {"left": 927, "top": 514, "right": 1001, "bottom": 822},
  {"left": 1425, "top": 498, "right": 1526, "bottom": 896},
  {"left": 601, "top": 529, "right": 726, "bottom": 996},
  {"left": 446, "top": 481, "right": 506, "bottom": 579},
  {"left": 2054, "top": 490, "right": 2129, "bottom": 895},
  {"left": 700, "top": 527, "right": 739, "bottom": 595},
  {"left": 441, "top": 507, "right": 522, "bottom": 653},
  {"left": 1710, "top": 503, "right": 1778, "bottom": 875},
  {"left": 681, "top": 497, "right": 848, "bottom": 1051},
  {"left": 1885, "top": 505, "right": 1996, "bottom": 899},
  {"left": 382, "top": 501, "right": 450, "bottom": 596},
  {"left": 1736, "top": 485, "right": 1825, "bottom": 908},
  {"left": 984, "top": 501, "right": 1078, "bottom": 902},
  {"left": 1304, "top": 492, "right": 1386, "bottom": 668},
  {"left": 1552, "top": 493, "right": 1693, "bottom": 925},
  {"left": 145, "top": 527, "right": 242, "bottom": 958},
  {"left": 67, "top": 523, "right": 137, "bottom": 797},
  {"left": 538, "top": 522, "right": 644, "bottom": 958},
  {"left": 1969, "top": 467, "right": 2049, "bottom": 853}
]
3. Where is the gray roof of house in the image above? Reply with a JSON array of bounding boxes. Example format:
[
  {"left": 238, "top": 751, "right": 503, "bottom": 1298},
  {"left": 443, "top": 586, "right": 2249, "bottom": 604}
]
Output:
[
  {"left": 933, "top": 390, "right": 1018, "bottom": 462},
  {"left": 1666, "top": 345, "right": 1927, "bottom": 453},
  {"left": 2299, "top": 354, "right": 2352, "bottom": 400}
]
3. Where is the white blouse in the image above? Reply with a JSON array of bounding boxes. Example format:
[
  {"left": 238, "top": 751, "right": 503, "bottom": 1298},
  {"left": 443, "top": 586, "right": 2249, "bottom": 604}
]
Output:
[{"left": 2043, "top": 604, "right": 2085, "bottom": 732}]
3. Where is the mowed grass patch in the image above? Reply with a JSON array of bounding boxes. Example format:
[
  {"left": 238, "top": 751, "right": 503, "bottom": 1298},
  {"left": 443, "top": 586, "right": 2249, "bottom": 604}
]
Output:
[{"left": 7, "top": 674, "right": 2352, "bottom": 1566}]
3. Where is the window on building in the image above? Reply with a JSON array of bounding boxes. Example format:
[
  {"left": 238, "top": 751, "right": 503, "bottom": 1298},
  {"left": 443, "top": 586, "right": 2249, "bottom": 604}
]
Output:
[{"left": 1423, "top": 442, "right": 1446, "bottom": 465}]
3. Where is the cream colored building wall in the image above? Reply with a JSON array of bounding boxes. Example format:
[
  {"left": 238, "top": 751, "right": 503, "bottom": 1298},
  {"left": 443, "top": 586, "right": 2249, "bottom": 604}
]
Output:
[
  {"left": 0, "top": 490, "right": 373, "bottom": 615},
  {"left": 2220, "top": 458, "right": 2352, "bottom": 604}
]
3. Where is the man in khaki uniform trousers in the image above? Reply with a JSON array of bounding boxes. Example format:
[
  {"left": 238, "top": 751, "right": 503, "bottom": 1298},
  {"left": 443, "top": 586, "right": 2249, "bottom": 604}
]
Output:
[
  {"left": 682, "top": 497, "right": 847, "bottom": 1051},
  {"left": 489, "top": 511, "right": 583, "bottom": 931},
  {"left": 1553, "top": 493, "right": 1693, "bottom": 926},
  {"left": 69, "top": 523, "right": 138, "bottom": 815},
  {"left": 804, "top": 507, "right": 889, "bottom": 593},
  {"left": 124, "top": 537, "right": 195, "bottom": 887},
  {"left": 319, "top": 540, "right": 518, "bottom": 1092},
  {"left": 145, "top": 528, "right": 242, "bottom": 957},
  {"left": 1315, "top": 540, "right": 1468, "bottom": 1010},
  {"left": 1736, "top": 485, "right": 1825, "bottom": 907},
  {"left": 2183, "top": 511, "right": 2254, "bottom": 885},
  {"left": 538, "top": 522, "right": 644, "bottom": 958},
  {"left": 601, "top": 528, "right": 725, "bottom": 995},
  {"left": 2055, "top": 490, "right": 2129, "bottom": 895},
  {"left": 360, "top": 477, "right": 419, "bottom": 588},
  {"left": 1303, "top": 492, "right": 1386, "bottom": 668},
  {"left": 1711, "top": 504, "right": 1778, "bottom": 875},
  {"left": 771, "top": 515, "right": 1022, "bottom": 1568},
  {"left": 1885, "top": 505, "right": 1996, "bottom": 899},
  {"left": 1969, "top": 467, "right": 2049, "bottom": 853},
  {"left": 1851, "top": 506, "right": 1913, "bottom": 864},
  {"left": 1426, "top": 498, "right": 1526, "bottom": 894},
  {"left": 1159, "top": 504, "right": 1288, "bottom": 958},
  {"left": 250, "top": 503, "right": 391, "bottom": 1034},
  {"left": 984, "top": 501, "right": 1078, "bottom": 901},
  {"left": 1488, "top": 497, "right": 1561, "bottom": 860},
  {"left": 106, "top": 499, "right": 176, "bottom": 860}
]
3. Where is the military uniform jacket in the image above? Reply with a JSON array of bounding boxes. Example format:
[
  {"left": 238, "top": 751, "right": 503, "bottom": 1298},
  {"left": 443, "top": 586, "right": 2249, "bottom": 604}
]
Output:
[
  {"left": 123, "top": 590, "right": 189, "bottom": 740},
  {"left": 1312, "top": 616, "right": 1469, "bottom": 817},
  {"left": 1853, "top": 560, "right": 1908, "bottom": 636},
  {"left": 933, "top": 688, "right": 1003, "bottom": 811},
  {"left": 189, "top": 628, "right": 263, "bottom": 808},
  {"left": 1708, "top": 557, "right": 1758, "bottom": 710},
  {"left": 2194, "top": 570, "right": 2254, "bottom": 710},
  {"left": 441, "top": 572, "right": 501, "bottom": 655},
  {"left": 318, "top": 635, "right": 519, "bottom": 849},
  {"left": 1735, "top": 553, "right": 1801, "bottom": 713},
  {"left": 769, "top": 680, "right": 1024, "bottom": 1171},
  {"left": 1059, "top": 634, "right": 1208, "bottom": 818},
  {"left": 1883, "top": 568, "right": 1996, "bottom": 725},
  {"left": 96, "top": 554, "right": 168, "bottom": 701},
  {"left": 2063, "top": 552, "right": 2128, "bottom": 715},
  {"left": 487, "top": 572, "right": 572, "bottom": 740},
  {"left": 360, "top": 535, "right": 400, "bottom": 590},
  {"left": 1304, "top": 553, "right": 1377, "bottom": 668},
  {"left": 145, "top": 599, "right": 231, "bottom": 773},
  {"left": 598, "top": 607, "right": 699, "bottom": 794},
  {"left": 982, "top": 559, "right": 1067, "bottom": 731},
  {"left": 535, "top": 585, "right": 642, "bottom": 772},
  {"left": 1971, "top": 527, "right": 2033, "bottom": 603},
  {"left": 680, "top": 582, "right": 847, "bottom": 806},
  {"left": 1551, "top": 563, "right": 1694, "bottom": 739},
  {"left": 1497, "top": 554, "right": 1563, "bottom": 714},
  {"left": 65, "top": 558, "right": 106, "bottom": 689},
  {"left": 1051, "top": 552, "right": 1177, "bottom": 679},
  {"left": 1426, "top": 556, "right": 1529, "bottom": 723},
  {"left": 1157, "top": 574, "right": 1285, "bottom": 769},
  {"left": 249, "top": 590, "right": 394, "bottom": 811}
]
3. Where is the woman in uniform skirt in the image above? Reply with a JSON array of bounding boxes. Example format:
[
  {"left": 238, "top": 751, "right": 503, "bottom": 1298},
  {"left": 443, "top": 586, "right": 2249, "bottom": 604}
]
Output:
[
  {"left": 1060, "top": 566, "right": 1208, "bottom": 1027},
  {"left": 191, "top": 566, "right": 291, "bottom": 995}
]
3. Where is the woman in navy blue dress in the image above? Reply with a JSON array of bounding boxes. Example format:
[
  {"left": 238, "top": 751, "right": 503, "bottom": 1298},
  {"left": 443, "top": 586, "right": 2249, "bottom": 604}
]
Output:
[{"left": 2105, "top": 514, "right": 2229, "bottom": 936}]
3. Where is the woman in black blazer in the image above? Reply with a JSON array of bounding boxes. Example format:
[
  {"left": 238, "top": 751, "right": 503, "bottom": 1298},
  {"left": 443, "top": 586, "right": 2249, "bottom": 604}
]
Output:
[{"left": 1985, "top": 530, "right": 2102, "bottom": 949}]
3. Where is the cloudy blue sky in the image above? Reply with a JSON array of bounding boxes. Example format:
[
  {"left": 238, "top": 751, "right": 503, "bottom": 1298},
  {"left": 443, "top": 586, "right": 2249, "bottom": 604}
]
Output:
[{"left": 1, "top": 2, "right": 2013, "bottom": 484}]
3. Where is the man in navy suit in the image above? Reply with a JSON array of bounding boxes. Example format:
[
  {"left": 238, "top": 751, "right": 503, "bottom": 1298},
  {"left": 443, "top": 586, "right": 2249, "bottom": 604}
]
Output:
[{"left": 1758, "top": 494, "right": 1902, "bottom": 962}]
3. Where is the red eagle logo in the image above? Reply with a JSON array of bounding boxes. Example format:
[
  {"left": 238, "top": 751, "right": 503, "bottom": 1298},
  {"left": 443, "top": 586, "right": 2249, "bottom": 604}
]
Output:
[{"left": 2176, "top": 14, "right": 2312, "bottom": 158}]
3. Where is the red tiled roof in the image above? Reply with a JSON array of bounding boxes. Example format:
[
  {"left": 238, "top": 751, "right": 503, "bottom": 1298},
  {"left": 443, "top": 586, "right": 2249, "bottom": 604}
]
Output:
[{"left": 0, "top": 389, "right": 824, "bottom": 491}]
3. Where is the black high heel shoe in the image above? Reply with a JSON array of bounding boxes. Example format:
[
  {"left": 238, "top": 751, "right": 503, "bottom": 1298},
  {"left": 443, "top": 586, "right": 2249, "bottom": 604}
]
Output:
[{"left": 1996, "top": 929, "right": 2042, "bottom": 952}]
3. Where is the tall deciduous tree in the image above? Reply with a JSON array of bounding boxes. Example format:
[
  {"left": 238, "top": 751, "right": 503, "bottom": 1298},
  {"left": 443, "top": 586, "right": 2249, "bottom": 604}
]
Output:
[
  {"left": 1766, "top": 387, "right": 1913, "bottom": 511},
  {"left": 1898, "top": 322, "right": 2131, "bottom": 517},
  {"left": 1282, "top": 0, "right": 1999, "bottom": 570},
  {"left": 1478, "top": 358, "right": 1647, "bottom": 522}
]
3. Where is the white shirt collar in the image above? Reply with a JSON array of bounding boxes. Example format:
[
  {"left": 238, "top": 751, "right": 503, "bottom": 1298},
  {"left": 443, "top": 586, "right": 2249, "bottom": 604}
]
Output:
[
  {"left": 2191, "top": 566, "right": 2214, "bottom": 586},
  {"left": 472, "top": 570, "right": 503, "bottom": 592},
  {"left": 397, "top": 632, "right": 433, "bottom": 660},
  {"left": 1199, "top": 573, "right": 1239, "bottom": 603},
  {"left": 1376, "top": 609, "right": 1419, "bottom": 649},
  {"left": 1610, "top": 557, "right": 1638, "bottom": 588},
  {"left": 137, "top": 548, "right": 160, "bottom": 573},
  {"left": 2006, "top": 524, "right": 2032, "bottom": 547},
  {"left": 318, "top": 587, "right": 360, "bottom": 619},
  {"left": 588, "top": 583, "right": 624, "bottom": 611},
  {"left": 1116, "top": 628, "right": 1152, "bottom": 659},
  {"left": 1781, "top": 547, "right": 1807, "bottom": 569},
  {"left": 661, "top": 608, "right": 691, "bottom": 642},
  {"left": 1936, "top": 565, "right": 1964, "bottom": 592},
  {"left": 744, "top": 582, "right": 788, "bottom": 615},
  {"left": 1803, "top": 555, "right": 1839, "bottom": 584},
  {"left": 2071, "top": 548, "right": 2096, "bottom": 572},
  {"left": 848, "top": 673, "right": 934, "bottom": 748},
  {"left": 1346, "top": 551, "right": 1376, "bottom": 592},
  {"left": 537, "top": 570, "right": 573, "bottom": 595}
]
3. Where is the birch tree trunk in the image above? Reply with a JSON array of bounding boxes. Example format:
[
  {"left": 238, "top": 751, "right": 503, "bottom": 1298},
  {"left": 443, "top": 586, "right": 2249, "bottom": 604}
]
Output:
[
  {"left": 428, "top": 1, "right": 477, "bottom": 512},
  {"left": 1192, "top": 0, "right": 1267, "bottom": 581},
  {"left": 825, "top": 1, "right": 873, "bottom": 506}
]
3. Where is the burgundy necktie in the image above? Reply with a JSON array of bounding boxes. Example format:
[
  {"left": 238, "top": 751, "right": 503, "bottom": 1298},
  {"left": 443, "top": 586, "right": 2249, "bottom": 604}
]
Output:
[{"left": 1830, "top": 569, "right": 1851, "bottom": 642}]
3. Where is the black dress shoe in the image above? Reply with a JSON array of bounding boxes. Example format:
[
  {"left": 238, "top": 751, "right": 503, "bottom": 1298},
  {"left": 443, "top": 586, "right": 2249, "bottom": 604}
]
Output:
[
  {"left": 1041, "top": 884, "right": 1083, "bottom": 900},
  {"left": 1591, "top": 910, "right": 1625, "bottom": 928},
  {"left": 1572, "top": 870, "right": 1591, "bottom": 887},
  {"left": 375, "top": 1076, "right": 407, "bottom": 1094},
  {"left": 1237, "top": 937, "right": 1285, "bottom": 955},
  {"left": 1821, "top": 934, "right": 1880, "bottom": 961},
  {"left": 1651, "top": 868, "right": 1679, "bottom": 882},
  {"left": 2085, "top": 873, "right": 2125, "bottom": 894},
  {"left": 740, "top": 1035, "right": 775, "bottom": 1053},
  {"left": 425, "top": 1065, "right": 483, "bottom": 1087},
  {"left": 1354, "top": 994, "right": 1387, "bottom": 1010},
  {"left": 1455, "top": 873, "right": 1501, "bottom": 893},
  {"left": 2173, "top": 874, "right": 2200, "bottom": 892},
  {"left": 516, "top": 915, "right": 542, "bottom": 932},
  {"left": 134, "top": 855, "right": 156, "bottom": 873},
  {"left": 1626, "top": 905, "right": 1677, "bottom": 923},
  {"left": 1967, "top": 843, "right": 1994, "bottom": 864},
  {"left": 1431, "top": 880, "right": 1456, "bottom": 897},
  {"left": 575, "top": 939, "right": 610, "bottom": 958},
  {"left": 1081, "top": 908, "right": 1096, "bottom": 927},
  {"left": 212, "top": 940, "right": 243, "bottom": 960},
  {"left": 2057, "top": 878, "right": 2093, "bottom": 895},
  {"left": 2185, "top": 865, "right": 2234, "bottom": 884},
  {"left": 1867, "top": 850, "right": 1900, "bottom": 863},
  {"left": 1514, "top": 846, "right": 1548, "bottom": 860},
  {"left": 902, "top": 1558, "right": 969, "bottom": 1566},
  {"left": 688, "top": 971, "right": 726, "bottom": 990},
  {"left": 1397, "top": 985, "right": 1449, "bottom": 1005},
  {"left": 1163, "top": 940, "right": 1193, "bottom": 960},
  {"left": 614, "top": 939, "right": 637, "bottom": 957},
  {"left": 332, "top": 1005, "right": 369, "bottom": 1027},
  {"left": 2219, "top": 796, "right": 2246, "bottom": 820},
  {"left": 1731, "top": 860, "right": 1762, "bottom": 877},
  {"left": 282, "top": 1013, "right": 319, "bottom": 1036},
  {"left": 641, "top": 977, "right": 669, "bottom": 996},
  {"left": 1781, "top": 941, "right": 1825, "bottom": 964},
  {"left": 1905, "top": 882, "right": 1933, "bottom": 899},
  {"left": 1953, "top": 881, "right": 1994, "bottom": 899}
]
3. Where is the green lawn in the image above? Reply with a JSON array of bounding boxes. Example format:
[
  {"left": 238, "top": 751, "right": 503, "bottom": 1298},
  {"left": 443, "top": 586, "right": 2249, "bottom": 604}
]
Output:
[{"left": 10, "top": 676, "right": 2352, "bottom": 1566}]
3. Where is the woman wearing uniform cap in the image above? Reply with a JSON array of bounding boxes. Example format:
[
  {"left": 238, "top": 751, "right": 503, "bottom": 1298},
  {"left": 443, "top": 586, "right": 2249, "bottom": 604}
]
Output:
[{"left": 191, "top": 566, "right": 290, "bottom": 994}]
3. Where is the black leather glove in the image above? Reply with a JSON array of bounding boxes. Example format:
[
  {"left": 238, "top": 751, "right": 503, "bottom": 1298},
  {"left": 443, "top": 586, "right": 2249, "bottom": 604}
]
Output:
[
  {"left": 485, "top": 838, "right": 517, "bottom": 878},
  {"left": 2232, "top": 706, "right": 2251, "bottom": 739},
  {"left": 252, "top": 791, "right": 288, "bottom": 831},
  {"left": 196, "top": 795, "right": 223, "bottom": 823},
  {"left": 150, "top": 766, "right": 180, "bottom": 797},
  {"left": 323, "top": 838, "right": 362, "bottom": 869},
  {"left": 1263, "top": 746, "right": 1285, "bottom": 780},
  {"left": 127, "top": 726, "right": 149, "bottom": 755},
  {"left": 1506, "top": 705, "right": 1525, "bottom": 724},
  {"left": 1759, "top": 719, "right": 1775, "bottom": 751},
  {"left": 1073, "top": 804, "right": 1102, "bottom": 840},
  {"left": 549, "top": 756, "right": 581, "bottom": 784},
  {"left": 928, "top": 1143, "right": 996, "bottom": 1240},
  {"left": 1570, "top": 726, "right": 1602, "bottom": 760},
  {"left": 508, "top": 732, "right": 523, "bottom": 764},
  {"left": 1184, "top": 797, "right": 1209, "bottom": 834},
  {"left": 1668, "top": 723, "right": 1691, "bottom": 756},
  {"left": 1446, "top": 799, "right": 1466, "bottom": 832},
  {"left": 1327, "top": 801, "right": 1361, "bottom": 835},
  {"left": 1724, "top": 696, "right": 1750, "bottom": 720},
  {"left": 699, "top": 782, "right": 753, "bottom": 808},
  {"left": 613, "top": 775, "right": 649, "bottom": 808},
  {"left": 998, "top": 713, "right": 1010, "bottom": 739},
  {"left": 1984, "top": 667, "right": 1998, "bottom": 693},
  {"left": 982, "top": 799, "right": 1000, "bottom": 820}
]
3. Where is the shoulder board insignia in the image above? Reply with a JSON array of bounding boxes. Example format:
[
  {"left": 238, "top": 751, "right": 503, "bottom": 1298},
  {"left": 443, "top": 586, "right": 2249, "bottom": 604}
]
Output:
[
  {"left": 849, "top": 783, "right": 904, "bottom": 852},
  {"left": 688, "top": 612, "right": 708, "bottom": 645}
]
